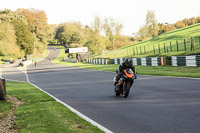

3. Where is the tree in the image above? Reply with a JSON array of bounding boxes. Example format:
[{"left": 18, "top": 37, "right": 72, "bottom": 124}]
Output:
[
  {"left": 165, "top": 24, "right": 177, "bottom": 32},
  {"left": 103, "top": 17, "right": 123, "bottom": 50},
  {"left": 56, "top": 22, "right": 83, "bottom": 46},
  {"left": 17, "top": 8, "right": 49, "bottom": 53},
  {"left": 0, "top": 9, "right": 34, "bottom": 56},
  {"left": 174, "top": 21, "right": 186, "bottom": 29},
  {"left": 196, "top": 16, "right": 200, "bottom": 23},
  {"left": 48, "top": 24, "right": 58, "bottom": 44},
  {"left": 135, "top": 25, "right": 149, "bottom": 41},
  {"left": 0, "top": 22, "right": 21, "bottom": 57},
  {"left": 188, "top": 17, "right": 197, "bottom": 25},
  {"left": 12, "top": 19, "right": 35, "bottom": 55},
  {"left": 145, "top": 10, "right": 159, "bottom": 37},
  {"left": 91, "top": 16, "right": 103, "bottom": 52},
  {"left": 158, "top": 23, "right": 165, "bottom": 35},
  {"left": 55, "top": 24, "right": 65, "bottom": 44},
  {"left": 183, "top": 18, "right": 190, "bottom": 26}
]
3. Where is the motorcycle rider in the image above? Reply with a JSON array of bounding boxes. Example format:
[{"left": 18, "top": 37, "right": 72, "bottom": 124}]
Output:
[{"left": 114, "top": 58, "right": 137, "bottom": 86}]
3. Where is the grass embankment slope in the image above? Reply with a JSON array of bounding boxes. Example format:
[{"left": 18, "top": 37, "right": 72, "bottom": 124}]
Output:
[
  {"left": 94, "top": 23, "right": 200, "bottom": 59},
  {"left": 0, "top": 81, "right": 103, "bottom": 133},
  {"left": 53, "top": 48, "right": 200, "bottom": 78}
]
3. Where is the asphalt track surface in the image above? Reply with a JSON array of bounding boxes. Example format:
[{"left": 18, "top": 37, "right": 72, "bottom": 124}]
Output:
[{"left": 2, "top": 47, "right": 200, "bottom": 133}]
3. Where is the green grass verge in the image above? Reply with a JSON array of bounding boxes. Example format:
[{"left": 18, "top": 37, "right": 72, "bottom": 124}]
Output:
[
  {"left": 52, "top": 49, "right": 200, "bottom": 78},
  {"left": 52, "top": 49, "right": 68, "bottom": 64},
  {"left": 1, "top": 81, "right": 103, "bottom": 133}
]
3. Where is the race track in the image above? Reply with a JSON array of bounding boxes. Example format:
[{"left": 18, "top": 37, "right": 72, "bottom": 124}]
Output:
[{"left": 3, "top": 47, "right": 200, "bottom": 133}]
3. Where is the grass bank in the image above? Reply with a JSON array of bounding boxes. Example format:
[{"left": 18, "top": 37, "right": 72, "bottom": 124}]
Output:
[
  {"left": 0, "top": 81, "right": 103, "bottom": 133},
  {"left": 93, "top": 23, "right": 200, "bottom": 59},
  {"left": 53, "top": 49, "right": 200, "bottom": 78}
]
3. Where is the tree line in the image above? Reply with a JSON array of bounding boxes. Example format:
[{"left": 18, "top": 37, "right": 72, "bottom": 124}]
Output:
[
  {"left": 135, "top": 10, "right": 200, "bottom": 42},
  {"left": 0, "top": 8, "right": 49, "bottom": 58},
  {"left": 1, "top": 8, "right": 200, "bottom": 58},
  {"left": 54, "top": 16, "right": 133, "bottom": 54},
  {"left": 0, "top": 8, "right": 133, "bottom": 57}
]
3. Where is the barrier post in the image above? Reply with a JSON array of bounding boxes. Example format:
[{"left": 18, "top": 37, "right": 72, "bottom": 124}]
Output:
[{"left": 0, "top": 78, "right": 6, "bottom": 101}]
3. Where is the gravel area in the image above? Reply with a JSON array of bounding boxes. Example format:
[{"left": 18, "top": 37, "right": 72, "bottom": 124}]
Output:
[{"left": 0, "top": 96, "right": 23, "bottom": 133}]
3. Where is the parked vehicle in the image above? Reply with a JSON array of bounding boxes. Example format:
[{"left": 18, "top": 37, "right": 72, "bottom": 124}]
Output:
[{"left": 113, "top": 68, "right": 135, "bottom": 98}]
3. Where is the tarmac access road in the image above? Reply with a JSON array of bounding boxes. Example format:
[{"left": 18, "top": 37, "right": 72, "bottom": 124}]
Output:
[{"left": 3, "top": 47, "right": 200, "bottom": 133}]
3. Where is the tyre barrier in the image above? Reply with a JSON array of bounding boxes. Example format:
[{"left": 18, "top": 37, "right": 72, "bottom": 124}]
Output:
[
  {"left": 172, "top": 55, "right": 200, "bottom": 67},
  {"left": 112, "top": 57, "right": 164, "bottom": 66},
  {"left": 86, "top": 59, "right": 109, "bottom": 65},
  {"left": 87, "top": 57, "right": 165, "bottom": 66},
  {"left": 64, "top": 58, "right": 78, "bottom": 63}
]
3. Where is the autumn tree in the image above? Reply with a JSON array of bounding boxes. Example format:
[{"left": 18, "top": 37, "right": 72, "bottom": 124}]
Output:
[
  {"left": 145, "top": 10, "right": 159, "bottom": 37},
  {"left": 12, "top": 19, "right": 36, "bottom": 55},
  {"left": 0, "top": 9, "right": 35, "bottom": 56},
  {"left": 55, "top": 22, "right": 83, "bottom": 46},
  {"left": 174, "top": 21, "right": 186, "bottom": 29},
  {"left": 165, "top": 24, "right": 177, "bottom": 32},
  {"left": 183, "top": 18, "right": 190, "bottom": 26},
  {"left": 135, "top": 25, "right": 150, "bottom": 41},
  {"left": 0, "top": 21, "right": 21, "bottom": 57},
  {"left": 17, "top": 8, "right": 49, "bottom": 53},
  {"left": 103, "top": 17, "right": 123, "bottom": 50},
  {"left": 188, "top": 17, "right": 197, "bottom": 25},
  {"left": 196, "top": 16, "right": 200, "bottom": 23},
  {"left": 48, "top": 24, "right": 58, "bottom": 44},
  {"left": 89, "top": 16, "right": 106, "bottom": 53},
  {"left": 84, "top": 27, "right": 107, "bottom": 54}
]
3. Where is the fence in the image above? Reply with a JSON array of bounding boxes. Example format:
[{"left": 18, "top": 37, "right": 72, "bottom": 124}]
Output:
[
  {"left": 96, "top": 36, "right": 200, "bottom": 58},
  {"left": 172, "top": 55, "right": 200, "bottom": 67}
]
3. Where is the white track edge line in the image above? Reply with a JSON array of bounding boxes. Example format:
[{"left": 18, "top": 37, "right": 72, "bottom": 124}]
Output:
[
  {"left": 6, "top": 79, "right": 113, "bottom": 133},
  {"left": 17, "top": 66, "right": 29, "bottom": 83}
]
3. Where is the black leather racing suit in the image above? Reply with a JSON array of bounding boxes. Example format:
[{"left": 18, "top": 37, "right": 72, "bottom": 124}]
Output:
[{"left": 115, "top": 63, "right": 135, "bottom": 84}]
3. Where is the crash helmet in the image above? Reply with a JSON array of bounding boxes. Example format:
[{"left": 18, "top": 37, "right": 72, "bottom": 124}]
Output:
[{"left": 124, "top": 58, "right": 132, "bottom": 67}]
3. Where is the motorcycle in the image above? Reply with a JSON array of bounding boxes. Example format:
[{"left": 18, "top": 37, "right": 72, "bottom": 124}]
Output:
[{"left": 113, "top": 68, "right": 135, "bottom": 98}]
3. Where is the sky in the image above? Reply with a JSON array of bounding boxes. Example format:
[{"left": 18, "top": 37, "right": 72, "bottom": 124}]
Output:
[{"left": 1, "top": 0, "right": 200, "bottom": 36}]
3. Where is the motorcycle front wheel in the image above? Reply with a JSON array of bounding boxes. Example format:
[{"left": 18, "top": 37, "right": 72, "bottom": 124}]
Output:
[
  {"left": 115, "top": 86, "right": 120, "bottom": 96},
  {"left": 122, "top": 81, "right": 131, "bottom": 98}
]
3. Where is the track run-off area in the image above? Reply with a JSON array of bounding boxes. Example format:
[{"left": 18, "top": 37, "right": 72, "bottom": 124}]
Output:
[{"left": 1, "top": 47, "right": 200, "bottom": 133}]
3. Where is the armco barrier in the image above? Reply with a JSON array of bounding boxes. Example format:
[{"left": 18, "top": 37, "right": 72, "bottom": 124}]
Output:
[
  {"left": 87, "top": 57, "right": 165, "bottom": 66},
  {"left": 172, "top": 55, "right": 200, "bottom": 67}
]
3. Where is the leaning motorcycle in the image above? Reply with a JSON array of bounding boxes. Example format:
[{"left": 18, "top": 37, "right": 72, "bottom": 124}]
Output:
[{"left": 113, "top": 68, "right": 135, "bottom": 98}]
